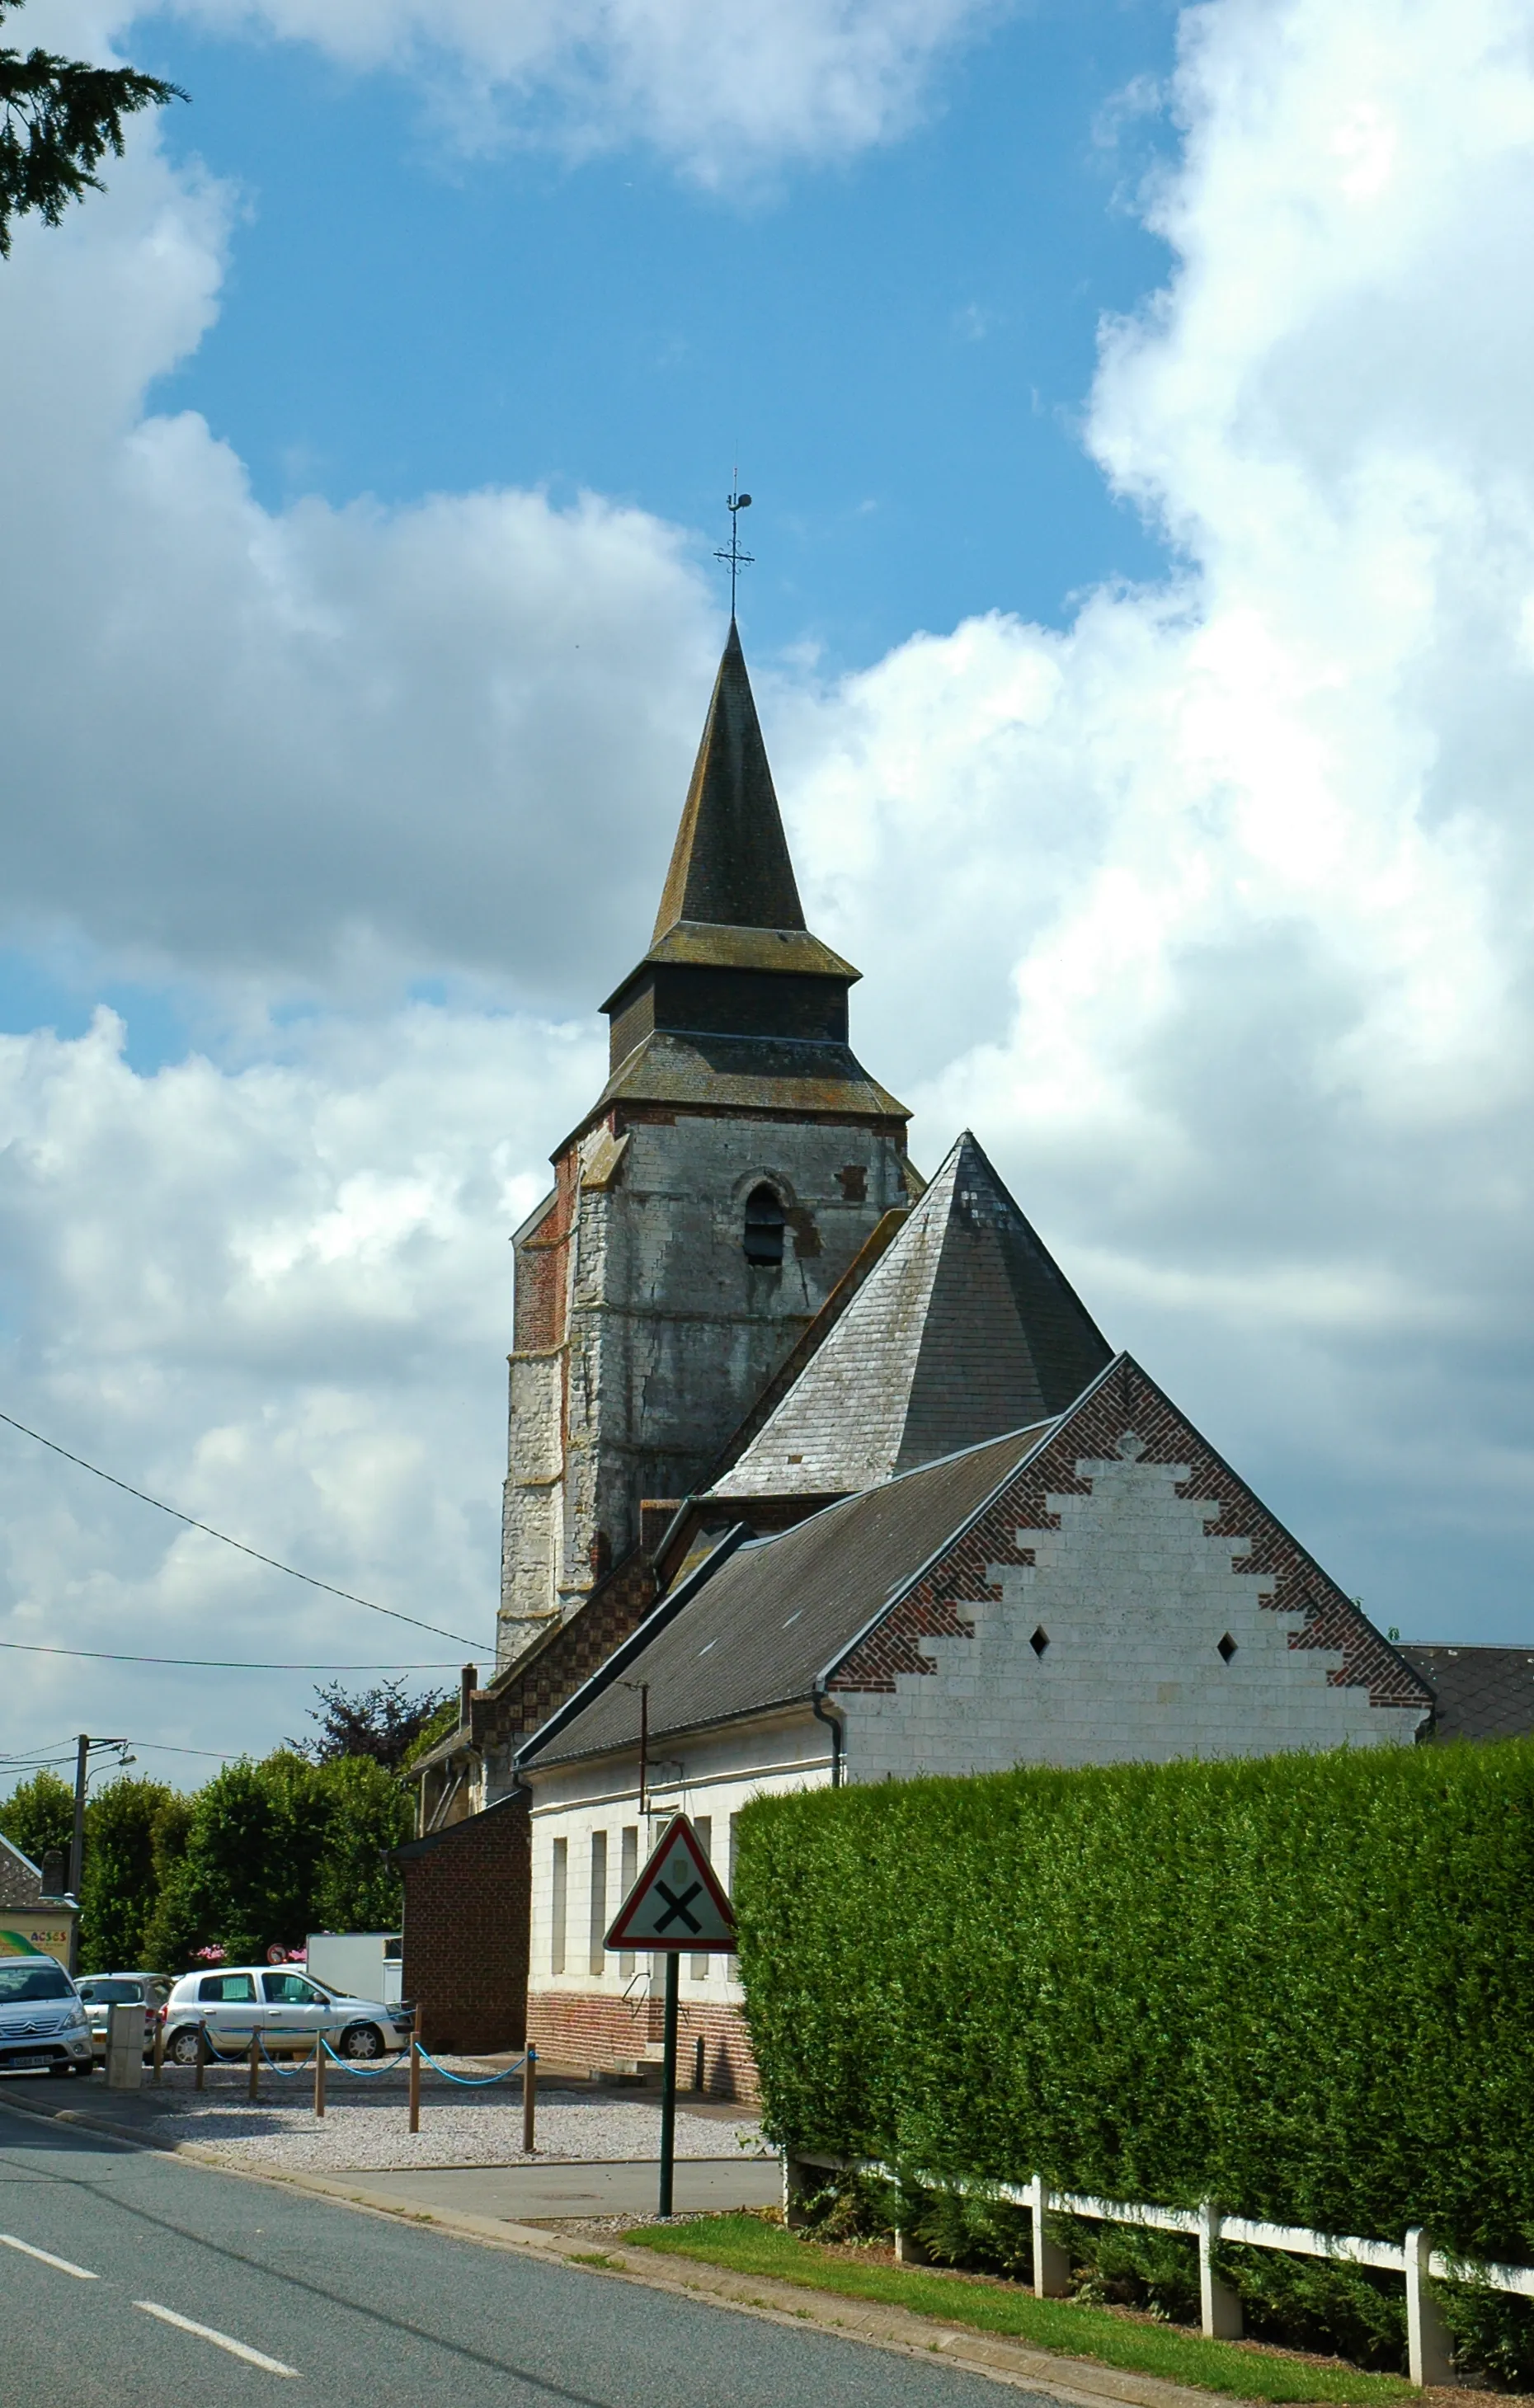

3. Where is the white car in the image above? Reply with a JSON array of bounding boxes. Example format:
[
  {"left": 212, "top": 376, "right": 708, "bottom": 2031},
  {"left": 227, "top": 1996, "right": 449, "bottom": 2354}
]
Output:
[
  {"left": 0, "top": 1954, "right": 94, "bottom": 2078},
  {"left": 161, "top": 1965, "right": 413, "bottom": 2065},
  {"left": 75, "top": 1970, "right": 172, "bottom": 2058}
]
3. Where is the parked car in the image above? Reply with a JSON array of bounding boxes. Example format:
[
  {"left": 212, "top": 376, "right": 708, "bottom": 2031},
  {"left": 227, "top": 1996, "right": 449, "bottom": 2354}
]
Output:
[
  {"left": 160, "top": 1966, "right": 413, "bottom": 2065},
  {"left": 75, "top": 1971, "right": 172, "bottom": 2058},
  {"left": 0, "top": 1954, "right": 94, "bottom": 2078}
]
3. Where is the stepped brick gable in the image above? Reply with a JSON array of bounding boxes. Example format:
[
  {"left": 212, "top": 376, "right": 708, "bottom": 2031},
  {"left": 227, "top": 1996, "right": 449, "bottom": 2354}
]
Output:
[{"left": 829, "top": 1354, "right": 1428, "bottom": 1775}]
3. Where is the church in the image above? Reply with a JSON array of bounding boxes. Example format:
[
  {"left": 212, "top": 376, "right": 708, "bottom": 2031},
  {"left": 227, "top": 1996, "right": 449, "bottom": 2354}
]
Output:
[{"left": 398, "top": 620, "right": 1435, "bottom": 2081}]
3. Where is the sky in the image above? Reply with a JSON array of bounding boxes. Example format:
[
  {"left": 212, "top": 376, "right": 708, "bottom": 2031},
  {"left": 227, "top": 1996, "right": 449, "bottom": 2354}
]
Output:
[{"left": 3, "top": 0, "right": 1534, "bottom": 1792}]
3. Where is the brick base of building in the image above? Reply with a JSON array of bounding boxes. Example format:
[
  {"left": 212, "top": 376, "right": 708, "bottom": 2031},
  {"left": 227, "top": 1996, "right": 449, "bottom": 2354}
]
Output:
[
  {"left": 395, "top": 1794, "right": 530, "bottom": 2055},
  {"left": 527, "top": 1988, "right": 760, "bottom": 2106}
]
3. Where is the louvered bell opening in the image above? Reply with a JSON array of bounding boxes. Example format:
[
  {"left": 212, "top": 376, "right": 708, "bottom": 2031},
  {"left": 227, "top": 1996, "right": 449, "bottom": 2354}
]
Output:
[{"left": 743, "top": 1183, "right": 786, "bottom": 1267}]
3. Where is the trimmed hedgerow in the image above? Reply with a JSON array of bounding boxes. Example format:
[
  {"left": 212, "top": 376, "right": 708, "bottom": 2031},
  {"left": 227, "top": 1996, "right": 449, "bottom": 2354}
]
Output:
[{"left": 734, "top": 1741, "right": 1534, "bottom": 2266}]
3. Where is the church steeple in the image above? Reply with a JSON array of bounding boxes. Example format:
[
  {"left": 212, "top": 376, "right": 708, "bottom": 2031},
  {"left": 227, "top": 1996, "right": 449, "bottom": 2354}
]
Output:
[
  {"left": 592, "top": 623, "right": 905, "bottom": 1126},
  {"left": 652, "top": 622, "right": 806, "bottom": 940},
  {"left": 503, "top": 609, "right": 915, "bottom": 1663}
]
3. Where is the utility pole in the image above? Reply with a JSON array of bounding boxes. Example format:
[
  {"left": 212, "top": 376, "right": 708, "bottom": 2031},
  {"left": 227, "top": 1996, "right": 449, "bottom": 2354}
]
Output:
[
  {"left": 67, "top": 1732, "right": 129, "bottom": 1974},
  {"left": 68, "top": 1734, "right": 88, "bottom": 1975}
]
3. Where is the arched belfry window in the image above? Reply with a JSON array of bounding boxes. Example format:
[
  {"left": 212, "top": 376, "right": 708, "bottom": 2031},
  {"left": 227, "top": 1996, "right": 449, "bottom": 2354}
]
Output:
[{"left": 743, "top": 1183, "right": 787, "bottom": 1268}]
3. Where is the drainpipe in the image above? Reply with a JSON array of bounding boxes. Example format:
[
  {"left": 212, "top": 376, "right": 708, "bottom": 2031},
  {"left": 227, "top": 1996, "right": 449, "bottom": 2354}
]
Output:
[{"left": 810, "top": 1688, "right": 844, "bottom": 1789}]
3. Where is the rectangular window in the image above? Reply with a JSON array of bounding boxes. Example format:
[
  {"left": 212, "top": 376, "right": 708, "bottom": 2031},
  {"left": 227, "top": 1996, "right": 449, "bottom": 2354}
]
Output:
[
  {"left": 690, "top": 1815, "right": 713, "bottom": 1981},
  {"left": 727, "top": 1812, "right": 741, "bottom": 1970},
  {"left": 589, "top": 1830, "right": 608, "bottom": 1977},
  {"left": 550, "top": 1837, "right": 567, "bottom": 1975},
  {"left": 619, "top": 1824, "right": 638, "bottom": 1978}
]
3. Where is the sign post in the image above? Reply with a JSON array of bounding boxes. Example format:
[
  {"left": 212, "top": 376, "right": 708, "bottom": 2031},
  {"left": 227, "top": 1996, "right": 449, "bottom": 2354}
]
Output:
[{"left": 605, "top": 1813, "right": 736, "bottom": 2218}]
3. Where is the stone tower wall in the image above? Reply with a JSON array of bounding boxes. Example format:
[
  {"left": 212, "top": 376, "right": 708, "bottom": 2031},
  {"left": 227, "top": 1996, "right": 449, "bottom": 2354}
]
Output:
[{"left": 499, "top": 1107, "right": 907, "bottom": 1663}]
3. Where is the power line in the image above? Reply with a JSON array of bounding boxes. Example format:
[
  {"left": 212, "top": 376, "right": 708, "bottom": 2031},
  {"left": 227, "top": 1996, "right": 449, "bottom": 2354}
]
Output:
[
  {"left": 123, "top": 1740, "right": 250, "bottom": 1760},
  {"left": 0, "top": 1406, "right": 492, "bottom": 1653},
  {"left": 0, "top": 1639, "right": 463, "bottom": 1670}
]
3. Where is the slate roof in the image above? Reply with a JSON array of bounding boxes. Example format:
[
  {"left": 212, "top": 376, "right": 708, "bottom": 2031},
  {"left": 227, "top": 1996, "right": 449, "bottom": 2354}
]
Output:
[
  {"left": 652, "top": 620, "right": 807, "bottom": 946},
  {"left": 1400, "top": 1645, "right": 1534, "bottom": 1743},
  {"left": 519, "top": 1423, "right": 1049, "bottom": 1770},
  {"left": 591, "top": 1029, "right": 908, "bottom": 1124},
  {"left": 712, "top": 1131, "right": 1112, "bottom": 1498}
]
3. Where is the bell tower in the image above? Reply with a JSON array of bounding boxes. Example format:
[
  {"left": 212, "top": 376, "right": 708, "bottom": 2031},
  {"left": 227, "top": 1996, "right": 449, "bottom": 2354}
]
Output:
[{"left": 499, "top": 623, "right": 914, "bottom": 1667}]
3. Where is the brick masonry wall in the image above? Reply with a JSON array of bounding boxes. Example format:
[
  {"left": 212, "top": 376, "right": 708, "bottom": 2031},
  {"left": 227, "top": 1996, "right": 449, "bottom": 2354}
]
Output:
[
  {"left": 402, "top": 1548, "right": 663, "bottom": 2052},
  {"left": 482, "top": 1544, "right": 661, "bottom": 1785},
  {"left": 831, "top": 1353, "right": 1433, "bottom": 1775},
  {"left": 398, "top": 1798, "right": 531, "bottom": 2056},
  {"left": 527, "top": 1987, "right": 760, "bottom": 2105}
]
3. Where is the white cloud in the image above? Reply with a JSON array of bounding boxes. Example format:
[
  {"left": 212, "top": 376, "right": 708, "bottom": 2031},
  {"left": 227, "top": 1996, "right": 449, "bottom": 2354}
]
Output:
[
  {"left": 115, "top": 0, "right": 1006, "bottom": 182},
  {"left": 8, "top": 0, "right": 1534, "bottom": 1770},
  {"left": 774, "top": 0, "right": 1534, "bottom": 1629},
  {"left": 0, "top": 1004, "right": 603, "bottom": 1761},
  {"left": 0, "top": 134, "right": 718, "bottom": 1017}
]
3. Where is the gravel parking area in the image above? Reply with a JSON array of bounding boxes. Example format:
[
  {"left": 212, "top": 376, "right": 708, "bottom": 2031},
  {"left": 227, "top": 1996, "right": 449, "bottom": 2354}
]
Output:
[{"left": 95, "top": 2062, "right": 768, "bottom": 2175}]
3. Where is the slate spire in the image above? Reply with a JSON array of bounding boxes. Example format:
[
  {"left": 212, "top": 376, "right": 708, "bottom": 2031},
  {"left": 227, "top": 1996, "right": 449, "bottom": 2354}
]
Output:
[
  {"left": 711, "top": 1131, "right": 1113, "bottom": 1498},
  {"left": 652, "top": 622, "right": 807, "bottom": 938}
]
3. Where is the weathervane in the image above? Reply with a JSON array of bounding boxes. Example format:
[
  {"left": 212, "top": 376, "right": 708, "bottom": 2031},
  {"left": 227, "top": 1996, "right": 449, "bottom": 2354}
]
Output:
[{"left": 714, "top": 485, "right": 754, "bottom": 618}]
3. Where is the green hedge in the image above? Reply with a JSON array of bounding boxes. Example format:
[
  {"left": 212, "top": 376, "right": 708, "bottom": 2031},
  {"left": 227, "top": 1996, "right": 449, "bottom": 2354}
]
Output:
[{"left": 735, "top": 1742, "right": 1534, "bottom": 2265}]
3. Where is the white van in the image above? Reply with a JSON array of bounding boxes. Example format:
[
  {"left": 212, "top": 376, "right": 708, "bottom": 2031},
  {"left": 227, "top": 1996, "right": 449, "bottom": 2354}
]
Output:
[
  {"left": 306, "top": 1932, "right": 402, "bottom": 2006},
  {"left": 0, "top": 1955, "right": 94, "bottom": 2078}
]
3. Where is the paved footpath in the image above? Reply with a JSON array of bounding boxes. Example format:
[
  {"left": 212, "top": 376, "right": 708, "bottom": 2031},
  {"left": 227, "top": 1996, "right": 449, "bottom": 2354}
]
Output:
[{"left": 0, "top": 2107, "right": 1039, "bottom": 2408}]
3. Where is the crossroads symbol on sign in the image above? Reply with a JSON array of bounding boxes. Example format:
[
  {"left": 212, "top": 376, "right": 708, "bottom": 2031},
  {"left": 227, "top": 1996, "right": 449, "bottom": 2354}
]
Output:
[
  {"left": 604, "top": 1812, "right": 736, "bottom": 1954},
  {"left": 653, "top": 1879, "right": 702, "bottom": 1935}
]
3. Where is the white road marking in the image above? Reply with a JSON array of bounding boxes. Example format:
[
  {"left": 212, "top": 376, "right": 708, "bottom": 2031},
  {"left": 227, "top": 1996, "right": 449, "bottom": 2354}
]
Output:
[
  {"left": 134, "top": 2301, "right": 300, "bottom": 2376},
  {"left": 0, "top": 2232, "right": 97, "bottom": 2279}
]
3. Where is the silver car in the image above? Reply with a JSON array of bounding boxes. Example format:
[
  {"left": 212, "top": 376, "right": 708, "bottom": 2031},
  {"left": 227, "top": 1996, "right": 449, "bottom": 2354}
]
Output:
[
  {"left": 161, "top": 1965, "right": 413, "bottom": 2064},
  {"left": 0, "top": 1955, "right": 94, "bottom": 2078},
  {"left": 75, "top": 1971, "right": 172, "bottom": 2058}
]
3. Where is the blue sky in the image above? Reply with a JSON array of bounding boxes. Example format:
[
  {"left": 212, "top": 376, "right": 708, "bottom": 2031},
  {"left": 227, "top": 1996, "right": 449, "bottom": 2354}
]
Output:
[
  {"left": 132, "top": 0, "right": 1175, "bottom": 670},
  {"left": 2, "top": 0, "right": 1533, "bottom": 1778}
]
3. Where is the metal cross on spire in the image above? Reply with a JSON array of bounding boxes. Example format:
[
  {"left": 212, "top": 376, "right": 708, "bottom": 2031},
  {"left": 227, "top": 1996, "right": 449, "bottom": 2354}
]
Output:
[{"left": 714, "top": 486, "right": 754, "bottom": 618}]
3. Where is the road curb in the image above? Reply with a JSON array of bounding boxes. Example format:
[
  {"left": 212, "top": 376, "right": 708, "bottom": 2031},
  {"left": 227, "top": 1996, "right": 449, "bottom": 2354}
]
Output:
[{"left": 0, "top": 2089, "right": 1327, "bottom": 2408}]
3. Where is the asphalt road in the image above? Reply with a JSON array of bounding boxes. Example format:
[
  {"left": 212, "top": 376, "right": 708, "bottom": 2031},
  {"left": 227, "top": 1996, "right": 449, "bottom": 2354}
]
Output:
[{"left": 0, "top": 2105, "right": 1032, "bottom": 2407}]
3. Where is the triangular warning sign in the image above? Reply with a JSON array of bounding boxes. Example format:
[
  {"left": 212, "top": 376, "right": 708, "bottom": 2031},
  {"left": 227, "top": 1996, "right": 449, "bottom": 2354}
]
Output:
[{"left": 605, "top": 1813, "right": 736, "bottom": 1954}]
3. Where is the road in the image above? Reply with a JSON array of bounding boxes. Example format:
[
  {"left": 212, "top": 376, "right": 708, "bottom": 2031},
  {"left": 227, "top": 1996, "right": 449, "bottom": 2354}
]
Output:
[{"left": 0, "top": 2105, "right": 1031, "bottom": 2407}]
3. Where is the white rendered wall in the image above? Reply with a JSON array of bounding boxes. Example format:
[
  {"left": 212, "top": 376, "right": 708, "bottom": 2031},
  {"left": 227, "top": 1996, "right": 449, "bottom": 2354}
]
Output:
[
  {"left": 525, "top": 1710, "right": 830, "bottom": 2025},
  {"left": 840, "top": 1445, "right": 1426, "bottom": 1780}
]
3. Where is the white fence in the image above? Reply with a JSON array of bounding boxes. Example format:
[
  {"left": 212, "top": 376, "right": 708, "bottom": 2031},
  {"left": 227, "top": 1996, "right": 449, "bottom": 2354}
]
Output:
[{"left": 783, "top": 2152, "right": 1534, "bottom": 2387}]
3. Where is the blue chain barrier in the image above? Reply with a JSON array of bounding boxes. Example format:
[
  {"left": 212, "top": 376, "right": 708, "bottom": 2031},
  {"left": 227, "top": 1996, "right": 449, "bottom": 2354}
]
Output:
[
  {"left": 200, "top": 2032, "right": 260, "bottom": 2065},
  {"left": 318, "top": 2035, "right": 409, "bottom": 2075},
  {"left": 413, "top": 2042, "right": 529, "bottom": 2087},
  {"left": 256, "top": 2034, "right": 318, "bottom": 2074}
]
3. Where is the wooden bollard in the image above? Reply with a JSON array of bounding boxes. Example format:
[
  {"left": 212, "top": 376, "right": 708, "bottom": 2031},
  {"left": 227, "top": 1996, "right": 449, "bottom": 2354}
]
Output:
[
  {"left": 152, "top": 2014, "right": 165, "bottom": 2086},
  {"left": 522, "top": 2044, "right": 537, "bottom": 2156},
  {"left": 247, "top": 2031, "right": 260, "bottom": 2103},
  {"left": 313, "top": 2038, "right": 327, "bottom": 2119},
  {"left": 194, "top": 2022, "right": 208, "bottom": 2091},
  {"left": 407, "top": 2035, "right": 421, "bottom": 2135}
]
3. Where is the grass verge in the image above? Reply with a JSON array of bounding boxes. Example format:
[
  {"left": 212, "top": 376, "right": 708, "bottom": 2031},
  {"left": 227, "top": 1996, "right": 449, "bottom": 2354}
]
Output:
[{"left": 619, "top": 2218, "right": 1415, "bottom": 2404}]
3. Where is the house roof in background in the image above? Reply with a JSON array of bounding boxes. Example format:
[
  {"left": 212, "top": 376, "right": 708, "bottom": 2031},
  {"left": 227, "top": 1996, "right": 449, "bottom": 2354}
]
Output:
[{"left": 1400, "top": 1645, "right": 1534, "bottom": 1743}]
